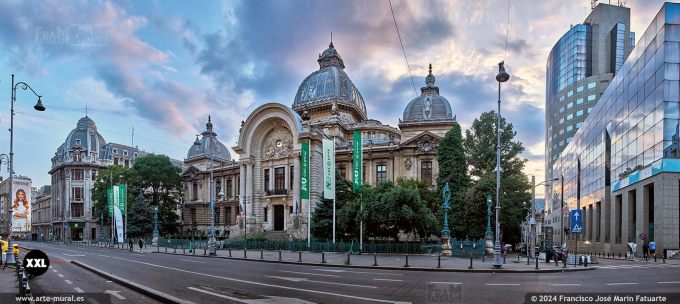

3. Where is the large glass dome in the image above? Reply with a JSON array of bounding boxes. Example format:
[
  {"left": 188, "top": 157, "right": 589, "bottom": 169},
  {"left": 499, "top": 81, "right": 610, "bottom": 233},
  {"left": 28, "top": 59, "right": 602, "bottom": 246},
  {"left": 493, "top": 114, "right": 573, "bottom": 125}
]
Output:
[
  {"left": 292, "top": 42, "right": 367, "bottom": 120},
  {"left": 186, "top": 116, "right": 231, "bottom": 162},
  {"left": 402, "top": 64, "right": 453, "bottom": 122}
]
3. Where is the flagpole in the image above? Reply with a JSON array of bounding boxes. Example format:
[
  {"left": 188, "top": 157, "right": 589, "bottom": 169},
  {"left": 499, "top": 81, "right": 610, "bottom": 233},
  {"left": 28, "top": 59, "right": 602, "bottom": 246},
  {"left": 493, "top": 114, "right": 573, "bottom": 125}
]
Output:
[{"left": 333, "top": 198, "right": 336, "bottom": 244}]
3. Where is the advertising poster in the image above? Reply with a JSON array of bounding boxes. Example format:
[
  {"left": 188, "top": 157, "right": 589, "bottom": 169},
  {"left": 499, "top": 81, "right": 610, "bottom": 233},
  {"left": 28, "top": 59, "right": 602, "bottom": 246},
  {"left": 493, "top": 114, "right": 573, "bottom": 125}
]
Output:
[{"left": 12, "top": 179, "right": 32, "bottom": 233}]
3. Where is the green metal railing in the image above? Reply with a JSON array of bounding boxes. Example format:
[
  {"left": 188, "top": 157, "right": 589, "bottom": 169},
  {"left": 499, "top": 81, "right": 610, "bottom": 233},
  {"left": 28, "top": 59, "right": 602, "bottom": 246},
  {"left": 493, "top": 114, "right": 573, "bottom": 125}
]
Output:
[{"left": 450, "top": 238, "right": 486, "bottom": 257}]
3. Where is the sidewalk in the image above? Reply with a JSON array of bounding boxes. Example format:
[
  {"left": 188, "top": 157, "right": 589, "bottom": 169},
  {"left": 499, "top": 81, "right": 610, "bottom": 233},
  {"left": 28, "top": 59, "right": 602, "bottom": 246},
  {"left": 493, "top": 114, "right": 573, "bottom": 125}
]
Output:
[{"left": 0, "top": 260, "right": 18, "bottom": 295}]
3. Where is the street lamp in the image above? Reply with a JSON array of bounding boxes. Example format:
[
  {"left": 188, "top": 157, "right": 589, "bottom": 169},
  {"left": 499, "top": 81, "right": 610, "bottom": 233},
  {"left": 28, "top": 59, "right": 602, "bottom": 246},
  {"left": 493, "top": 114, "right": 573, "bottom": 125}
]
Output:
[
  {"left": 193, "top": 136, "right": 223, "bottom": 256},
  {"left": 493, "top": 61, "right": 509, "bottom": 269},
  {"left": 6, "top": 74, "right": 45, "bottom": 265}
]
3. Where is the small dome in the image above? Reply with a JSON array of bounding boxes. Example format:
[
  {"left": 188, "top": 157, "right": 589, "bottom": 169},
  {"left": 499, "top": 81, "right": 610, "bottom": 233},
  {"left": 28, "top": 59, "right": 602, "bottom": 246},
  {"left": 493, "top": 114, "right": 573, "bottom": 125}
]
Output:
[
  {"left": 63, "top": 116, "right": 107, "bottom": 155},
  {"left": 187, "top": 116, "right": 231, "bottom": 162},
  {"left": 293, "top": 42, "right": 367, "bottom": 120},
  {"left": 402, "top": 64, "right": 453, "bottom": 122}
]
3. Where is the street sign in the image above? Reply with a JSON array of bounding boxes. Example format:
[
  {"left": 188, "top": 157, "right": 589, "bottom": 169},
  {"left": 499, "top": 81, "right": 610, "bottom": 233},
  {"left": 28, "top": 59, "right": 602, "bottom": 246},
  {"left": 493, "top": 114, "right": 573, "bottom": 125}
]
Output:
[
  {"left": 570, "top": 209, "right": 583, "bottom": 234},
  {"left": 639, "top": 233, "right": 647, "bottom": 240},
  {"left": 563, "top": 206, "right": 570, "bottom": 217}
]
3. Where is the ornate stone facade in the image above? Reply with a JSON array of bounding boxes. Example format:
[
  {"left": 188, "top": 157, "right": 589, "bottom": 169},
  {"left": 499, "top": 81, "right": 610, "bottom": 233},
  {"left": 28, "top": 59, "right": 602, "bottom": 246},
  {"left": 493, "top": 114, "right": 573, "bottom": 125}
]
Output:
[{"left": 182, "top": 42, "right": 457, "bottom": 240}]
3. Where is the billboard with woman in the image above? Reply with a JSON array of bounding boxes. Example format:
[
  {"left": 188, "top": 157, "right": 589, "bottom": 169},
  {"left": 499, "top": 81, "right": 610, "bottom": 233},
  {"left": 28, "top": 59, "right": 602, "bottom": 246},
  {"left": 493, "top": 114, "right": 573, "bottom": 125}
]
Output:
[{"left": 12, "top": 179, "right": 32, "bottom": 232}]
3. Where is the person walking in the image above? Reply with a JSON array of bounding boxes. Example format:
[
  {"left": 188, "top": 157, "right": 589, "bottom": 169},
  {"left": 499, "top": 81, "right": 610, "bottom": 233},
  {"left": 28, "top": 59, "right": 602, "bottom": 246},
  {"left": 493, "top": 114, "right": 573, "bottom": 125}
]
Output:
[
  {"left": 128, "top": 237, "right": 133, "bottom": 252},
  {"left": 138, "top": 238, "right": 144, "bottom": 254},
  {"left": 649, "top": 240, "right": 657, "bottom": 261},
  {"left": 643, "top": 242, "right": 649, "bottom": 261}
]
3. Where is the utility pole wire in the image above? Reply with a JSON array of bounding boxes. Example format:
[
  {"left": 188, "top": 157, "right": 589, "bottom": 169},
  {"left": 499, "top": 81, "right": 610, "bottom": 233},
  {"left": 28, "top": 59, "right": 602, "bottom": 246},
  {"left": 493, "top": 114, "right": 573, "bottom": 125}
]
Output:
[{"left": 388, "top": 0, "right": 418, "bottom": 97}]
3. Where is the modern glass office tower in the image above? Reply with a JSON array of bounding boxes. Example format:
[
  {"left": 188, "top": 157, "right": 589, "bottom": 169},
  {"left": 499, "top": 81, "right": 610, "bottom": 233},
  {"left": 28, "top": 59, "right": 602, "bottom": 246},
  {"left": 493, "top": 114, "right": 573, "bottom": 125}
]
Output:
[
  {"left": 545, "top": 3, "right": 634, "bottom": 225},
  {"left": 549, "top": 2, "right": 680, "bottom": 256}
]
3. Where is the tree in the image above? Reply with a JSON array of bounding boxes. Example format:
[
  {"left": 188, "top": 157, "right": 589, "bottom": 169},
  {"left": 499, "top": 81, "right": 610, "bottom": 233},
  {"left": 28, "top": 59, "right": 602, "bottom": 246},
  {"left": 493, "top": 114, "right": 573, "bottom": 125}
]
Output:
[
  {"left": 463, "top": 111, "right": 531, "bottom": 244},
  {"left": 91, "top": 165, "right": 133, "bottom": 227},
  {"left": 132, "top": 154, "right": 182, "bottom": 234},
  {"left": 436, "top": 122, "right": 470, "bottom": 239},
  {"left": 311, "top": 171, "right": 355, "bottom": 241},
  {"left": 127, "top": 193, "right": 152, "bottom": 237}
]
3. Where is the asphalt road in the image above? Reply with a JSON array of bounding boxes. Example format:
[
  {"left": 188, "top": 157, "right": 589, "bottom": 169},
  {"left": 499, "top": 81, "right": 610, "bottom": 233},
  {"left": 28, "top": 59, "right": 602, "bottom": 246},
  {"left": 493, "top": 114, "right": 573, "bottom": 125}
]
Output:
[{"left": 20, "top": 242, "right": 680, "bottom": 304}]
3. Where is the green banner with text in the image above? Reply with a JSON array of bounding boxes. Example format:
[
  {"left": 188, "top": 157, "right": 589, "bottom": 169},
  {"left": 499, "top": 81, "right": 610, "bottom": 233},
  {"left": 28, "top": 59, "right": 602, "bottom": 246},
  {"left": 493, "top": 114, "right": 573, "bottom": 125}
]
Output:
[
  {"left": 107, "top": 188, "right": 114, "bottom": 217},
  {"left": 118, "top": 183, "right": 126, "bottom": 213},
  {"left": 353, "top": 131, "right": 362, "bottom": 192},
  {"left": 301, "top": 140, "right": 310, "bottom": 200}
]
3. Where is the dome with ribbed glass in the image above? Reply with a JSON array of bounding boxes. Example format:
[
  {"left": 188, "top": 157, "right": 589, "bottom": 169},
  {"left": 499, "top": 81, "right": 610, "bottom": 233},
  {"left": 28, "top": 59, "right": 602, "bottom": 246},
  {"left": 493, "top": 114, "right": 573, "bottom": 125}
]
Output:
[
  {"left": 292, "top": 42, "right": 367, "bottom": 120},
  {"left": 402, "top": 64, "right": 453, "bottom": 122},
  {"left": 186, "top": 116, "right": 231, "bottom": 162}
]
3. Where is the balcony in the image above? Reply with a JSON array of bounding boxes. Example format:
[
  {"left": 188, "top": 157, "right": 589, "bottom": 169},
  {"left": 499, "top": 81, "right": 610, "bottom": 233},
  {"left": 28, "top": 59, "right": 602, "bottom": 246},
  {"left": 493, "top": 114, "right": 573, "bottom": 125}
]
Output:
[{"left": 266, "top": 189, "right": 288, "bottom": 196}]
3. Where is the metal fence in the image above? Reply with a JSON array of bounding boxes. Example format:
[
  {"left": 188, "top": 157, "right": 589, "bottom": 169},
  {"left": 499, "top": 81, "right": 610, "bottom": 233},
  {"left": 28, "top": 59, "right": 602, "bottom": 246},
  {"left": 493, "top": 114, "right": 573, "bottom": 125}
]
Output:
[{"left": 450, "top": 238, "right": 486, "bottom": 257}]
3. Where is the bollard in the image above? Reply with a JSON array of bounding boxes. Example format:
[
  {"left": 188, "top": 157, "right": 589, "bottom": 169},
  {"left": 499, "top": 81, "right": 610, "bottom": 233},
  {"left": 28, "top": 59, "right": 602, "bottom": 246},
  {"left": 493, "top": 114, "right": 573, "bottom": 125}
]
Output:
[
  {"left": 555, "top": 256, "right": 558, "bottom": 266},
  {"left": 244, "top": 248, "right": 247, "bottom": 258},
  {"left": 619, "top": 253, "right": 621, "bottom": 258},
  {"left": 278, "top": 250, "right": 282, "bottom": 262},
  {"left": 165, "top": 246, "right": 168, "bottom": 253},
  {"left": 203, "top": 246, "right": 206, "bottom": 256},
  {"left": 261, "top": 249, "right": 264, "bottom": 260},
  {"left": 183, "top": 245, "right": 186, "bottom": 255},
  {"left": 322, "top": 252, "right": 327, "bottom": 264},
  {"left": 174, "top": 246, "right": 177, "bottom": 254},
  {"left": 157, "top": 244, "right": 159, "bottom": 252},
  {"left": 503, "top": 255, "right": 506, "bottom": 264},
  {"left": 584, "top": 256, "right": 588, "bottom": 267},
  {"left": 482, "top": 255, "right": 485, "bottom": 262},
  {"left": 229, "top": 248, "right": 232, "bottom": 257},
  {"left": 345, "top": 252, "right": 351, "bottom": 265},
  {"left": 298, "top": 252, "right": 302, "bottom": 263},
  {"left": 535, "top": 257, "right": 539, "bottom": 270},
  {"left": 468, "top": 256, "right": 473, "bottom": 270},
  {"left": 404, "top": 254, "right": 409, "bottom": 268},
  {"left": 527, "top": 254, "right": 530, "bottom": 265},
  {"left": 437, "top": 254, "right": 441, "bottom": 268},
  {"left": 372, "top": 252, "right": 378, "bottom": 266},
  {"left": 517, "top": 253, "right": 520, "bottom": 262},
  {"left": 654, "top": 254, "right": 657, "bottom": 263},
  {"left": 563, "top": 256, "right": 567, "bottom": 268}
]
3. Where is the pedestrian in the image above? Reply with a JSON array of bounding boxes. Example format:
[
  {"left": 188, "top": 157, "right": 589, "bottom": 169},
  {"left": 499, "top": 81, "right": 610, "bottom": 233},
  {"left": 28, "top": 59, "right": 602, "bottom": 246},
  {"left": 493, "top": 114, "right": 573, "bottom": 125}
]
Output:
[
  {"left": 643, "top": 242, "right": 649, "bottom": 261},
  {"left": 649, "top": 240, "right": 657, "bottom": 261},
  {"left": 128, "top": 237, "right": 133, "bottom": 252},
  {"left": 138, "top": 238, "right": 144, "bottom": 254}
]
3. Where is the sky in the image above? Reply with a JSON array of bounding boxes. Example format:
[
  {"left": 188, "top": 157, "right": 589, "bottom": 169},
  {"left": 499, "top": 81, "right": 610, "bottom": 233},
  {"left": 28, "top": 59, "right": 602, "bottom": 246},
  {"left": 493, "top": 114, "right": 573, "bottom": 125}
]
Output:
[{"left": 0, "top": 0, "right": 671, "bottom": 197}]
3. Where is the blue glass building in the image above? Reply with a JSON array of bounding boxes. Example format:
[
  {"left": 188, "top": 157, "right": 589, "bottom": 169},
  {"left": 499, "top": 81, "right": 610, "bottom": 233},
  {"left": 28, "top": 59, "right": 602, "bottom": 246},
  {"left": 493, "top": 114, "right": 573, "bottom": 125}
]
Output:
[{"left": 549, "top": 2, "right": 680, "bottom": 256}]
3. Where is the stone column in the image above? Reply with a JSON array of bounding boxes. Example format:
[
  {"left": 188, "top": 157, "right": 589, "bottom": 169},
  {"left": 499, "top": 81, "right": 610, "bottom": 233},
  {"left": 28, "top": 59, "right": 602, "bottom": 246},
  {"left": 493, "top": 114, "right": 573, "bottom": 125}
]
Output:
[
  {"left": 636, "top": 184, "right": 649, "bottom": 257},
  {"left": 239, "top": 164, "right": 246, "bottom": 211},
  {"left": 246, "top": 162, "right": 254, "bottom": 216},
  {"left": 621, "top": 191, "right": 631, "bottom": 247}
]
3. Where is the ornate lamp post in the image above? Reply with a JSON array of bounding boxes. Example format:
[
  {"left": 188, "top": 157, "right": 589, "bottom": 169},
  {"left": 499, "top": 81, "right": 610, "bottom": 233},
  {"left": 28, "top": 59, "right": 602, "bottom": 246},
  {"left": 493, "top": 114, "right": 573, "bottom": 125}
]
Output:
[
  {"left": 153, "top": 205, "right": 159, "bottom": 242},
  {"left": 440, "top": 183, "right": 452, "bottom": 256},
  {"left": 485, "top": 195, "right": 493, "bottom": 255},
  {"left": 6, "top": 74, "right": 45, "bottom": 265},
  {"left": 493, "top": 61, "right": 509, "bottom": 269}
]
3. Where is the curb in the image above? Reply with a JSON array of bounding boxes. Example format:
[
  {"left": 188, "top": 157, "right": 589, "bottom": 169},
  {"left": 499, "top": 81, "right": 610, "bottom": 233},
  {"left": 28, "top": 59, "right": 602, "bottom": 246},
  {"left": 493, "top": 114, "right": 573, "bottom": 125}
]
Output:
[
  {"left": 70, "top": 260, "right": 194, "bottom": 304},
  {"left": 152, "top": 251, "right": 595, "bottom": 273}
]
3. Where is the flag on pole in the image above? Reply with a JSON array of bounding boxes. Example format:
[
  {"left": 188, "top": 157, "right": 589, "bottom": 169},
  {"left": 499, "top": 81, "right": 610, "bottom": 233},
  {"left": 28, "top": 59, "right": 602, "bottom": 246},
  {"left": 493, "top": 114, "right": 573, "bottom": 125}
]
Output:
[
  {"left": 107, "top": 189, "right": 114, "bottom": 217},
  {"left": 322, "top": 138, "right": 335, "bottom": 200},
  {"left": 352, "top": 131, "right": 362, "bottom": 192},
  {"left": 239, "top": 196, "right": 245, "bottom": 214}
]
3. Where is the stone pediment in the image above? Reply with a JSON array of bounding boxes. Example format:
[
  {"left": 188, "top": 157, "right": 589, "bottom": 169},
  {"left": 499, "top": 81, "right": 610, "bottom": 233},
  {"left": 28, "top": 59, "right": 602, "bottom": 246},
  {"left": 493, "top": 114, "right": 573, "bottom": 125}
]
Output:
[
  {"left": 400, "top": 131, "right": 442, "bottom": 152},
  {"left": 181, "top": 165, "right": 201, "bottom": 178}
]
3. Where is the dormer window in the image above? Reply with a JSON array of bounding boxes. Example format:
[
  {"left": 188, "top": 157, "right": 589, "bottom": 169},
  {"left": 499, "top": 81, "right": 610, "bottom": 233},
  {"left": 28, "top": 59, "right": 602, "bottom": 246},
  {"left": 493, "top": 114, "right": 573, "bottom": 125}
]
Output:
[
  {"left": 124, "top": 150, "right": 128, "bottom": 156},
  {"left": 113, "top": 148, "right": 117, "bottom": 154},
  {"left": 134, "top": 152, "right": 138, "bottom": 157},
  {"left": 75, "top": 139, "right": 81, "bottom": 146}
]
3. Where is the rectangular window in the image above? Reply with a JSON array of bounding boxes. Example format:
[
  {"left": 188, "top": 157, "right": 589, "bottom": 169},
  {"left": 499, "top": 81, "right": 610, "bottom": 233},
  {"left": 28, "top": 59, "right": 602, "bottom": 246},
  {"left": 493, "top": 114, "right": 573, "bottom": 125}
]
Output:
[
  {"left": 113, "top": 157, "right": 118, "bottom": 165},
  {"left": 421, "top": 161, "right": 433, "bottom": 186},
  {"left": 191, "top": 208, "right": 197, "bottom": 224},
  {"left": 576, "top": 122, "right": 583, "bottom": 129},
  {"left": 560, "top": 95, "right": 565, "bottom": 101},
  {"left": 567, "top": 90, "right": 573, "bottom": 97},
  {"left": 566, "top": 137, "right": 572, "bottom": 143},
  {"left": 71, "top": 203, "right": 83, "bottom": 218},
  {"left": 376, "top": 164, "right": 387, "bottom": 183},
  {"left": 567, "top": 125, "right": 573, "bottom": 132},
  {"left": 225, "top": 207, "right": 232, "bottom": 225},
  {"left": 289, "top": 165, "right": 294, "bottom": 190},
  {"left": 275, "top": 167, "right": 285, "bottom": 190},
  {"left": 559, "top": 129, "right": 565, "bottom": 135},
  {"left": 567, "top": 114, "right": 574, "bottom": 120},
  {"left": 588, "top": 82, "right": 596, "bottom": 89},
  {"left": 91, "top": 169, "right": 96, "bottom": 180},
  {"left": 560, "top": 118, "right": 565, "bottom": 124},
  {"left": 264, "top": 169, "right": 270, "bottom": 192},
  {"left": 264, "top": 207, "right": 269, "bottom": 222},
  {"left": 577, "top": 109, "right": 584, "bottom": 116},
  {"left": 559, "top": 106, "right": 565, "bottom": 113},
  {"left": 215, "top": 178, "right": 222, "bottom": 196},
  {"left": 192, "top": 182, "right": 198, "bottom": 200},
  {"left": 559, "top": 140, "right": 565, "bottom": 146},
  {"left": 226, "top": 179, "right": 233, "bottom": 197},
  {"left": 72, "top": 187, "right": 83, "bottom": 200},
  {"left": 588, "top": 94, "right": 596, "bottom": 101},
  {"left": 577, "top": 86, "right": 584, "bottom": 93},
  {"left": 72, "top": 169, "right": 84, "bottom": 180},
  {"left": 567, "top": 102, "right": 573, "bottom": 109},
  {"left": 588, "top": 107, "right": 593, "bottom": 113},
  {"left": 123, "top": 150, "right": 128, "bottom": 156},
  {"left": 576, "top": 98, "right": 584, "bottom": 105},
  {"left": 215, "top": 208, "right": 220, "bottom": 224}
]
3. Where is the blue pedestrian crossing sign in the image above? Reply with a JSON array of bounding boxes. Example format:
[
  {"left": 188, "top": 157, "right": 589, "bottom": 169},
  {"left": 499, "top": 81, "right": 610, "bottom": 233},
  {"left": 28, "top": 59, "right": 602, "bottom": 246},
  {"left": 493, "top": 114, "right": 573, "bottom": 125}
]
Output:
[{"left": 570, "top": 209, "right": 583, "bottom": 234}]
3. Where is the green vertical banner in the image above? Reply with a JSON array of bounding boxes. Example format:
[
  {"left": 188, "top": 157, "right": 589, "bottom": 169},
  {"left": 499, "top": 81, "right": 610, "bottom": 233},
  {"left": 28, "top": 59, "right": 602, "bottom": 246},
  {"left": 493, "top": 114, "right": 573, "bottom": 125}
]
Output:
[
  {"left": 300, "top": 140, "right": 310, "bottom": 200},
  {"left": 352, "top": 131, "right": 362, "bottom": 192},
  {"left": 118, "top": 183, "right": 126, "bottom": 213},
  {"left": 322, "top": 138, "right": 335, "bottom": 200},
  {"left": 107, "top": 188, "right": 114, "bottom": 217}
]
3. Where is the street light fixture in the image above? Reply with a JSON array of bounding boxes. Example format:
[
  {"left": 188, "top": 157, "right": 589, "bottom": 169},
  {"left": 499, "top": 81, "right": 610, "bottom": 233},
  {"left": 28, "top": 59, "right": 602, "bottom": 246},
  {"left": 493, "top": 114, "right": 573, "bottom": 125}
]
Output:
[
  {"left": 493, "top": 61, "right": 509, "bottom": 269},
  {"left": 193, "top": 136, "right": 221, "bottom": 256},
  {"left": 5, "top": 74, "right": 45, "bottom": 265}
]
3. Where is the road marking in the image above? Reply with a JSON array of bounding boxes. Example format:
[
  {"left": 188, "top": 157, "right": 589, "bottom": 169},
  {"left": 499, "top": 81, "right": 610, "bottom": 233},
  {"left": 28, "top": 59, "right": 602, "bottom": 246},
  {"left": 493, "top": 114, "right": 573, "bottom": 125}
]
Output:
[
  {"left": 108, "top": 256, "right": 401, "bottom": 303},
  {"left": 97, "top": 254, "right": 112, "bottom": 258},
  {"left": 485, "top": 283, "right": 520, "bottom": 286},
  {"left": 658, "top": 281, "right": 680, "bottom": 284},
  {"left": 550, "top": 284, "right": 581, "bottom": 286},
  {"left": 57, "top": 274, "right": 64, "bottom": 278},
  {"left": 606, "top": 283, "right": 637, "bottom": 286},
  {"left": 311, "top": 269, "right": 404, "bottom": 276},
  {"left": 106, "top": 280, "right": 113, "bottom": 283},
  {"left": 105, "top": 290, "right": 126, "bottom": 300},
  {"left": 266, "top": 276, "right": 377, "bottom": 289},
  {"left": 278, "top": 270, "right": 339, "bottom": 277},
  {"left": 74, "top": 287, "right": 84, "bottom": 293},
  {"left": 180, "top": 259, "right": 206, "bottom": 264},
  {"left": 429, "top": 282, "right": 462, "bottom": 284},
  {"left": 63, "top": 253, "right": 86, "bottom": 257},
  {"left": 188, "top": 287, "right": 318, "bottom": 304},
  {"left": 65, "top": 279, "right": 73, "bottom": 285},
  {"left": 373, "top": 278, "right": 403, "bottom": 282}
]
